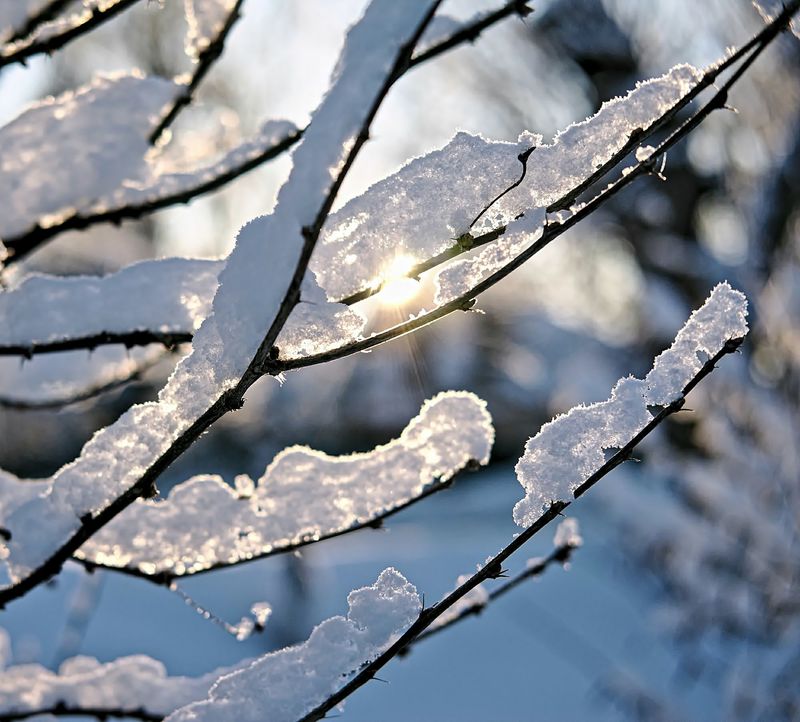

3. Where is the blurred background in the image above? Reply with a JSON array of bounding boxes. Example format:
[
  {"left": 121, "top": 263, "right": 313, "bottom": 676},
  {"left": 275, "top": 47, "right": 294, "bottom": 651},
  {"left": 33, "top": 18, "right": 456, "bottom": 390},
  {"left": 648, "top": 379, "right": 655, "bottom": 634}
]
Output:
[{"left": 0, "top": 0, "right": 799, "bottom": 719}]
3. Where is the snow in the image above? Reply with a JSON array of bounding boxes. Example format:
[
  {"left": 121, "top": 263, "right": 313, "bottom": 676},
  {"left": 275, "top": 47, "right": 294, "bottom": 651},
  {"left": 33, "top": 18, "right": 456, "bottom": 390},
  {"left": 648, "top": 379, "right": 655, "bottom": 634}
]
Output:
[
  {"left": 185, "top": 0, "right": 237, "bottom": 59},
  {"left": 753, "top": 0, "right": 800, "bottom": 38},
  {"left": 165, "top": 568, "right": 420, "bottom": 722},
  {"left": 0, "top": 651, "right": 241, "bottom": 718},
  {"left": 0, "top": 0, "right": 437, "bottom": 589},
  {"left": 0, "top": 0, "right": 139, "bottom": 59},
  {"left": 0, "top": 72, "right": 297, "bottom": 246},
  {"left": 0, "top": 345, "right": 165, "bottom": 407},
  {"left": 513, "top": 283, "right": 748, "bottom": 525},
  {"left": 0, "top": 72, "right": 179, "bottom": 242},
  {"left": 553, "top": 517, "right": 583, "bottom": 548},
  {"left": 645, "top": 283, "right": 748, "bottom": 406},
  {"left": 0, "top": 259, "right": 221, "bottom": 346},
  {"left": 77, "top": 392, "right": 494, "bottom": 575},
  {"left": 313, "top": 64, "right": 701, "bottom": 303},
  {"left": 434, "top": 208, "right": 546, "bottom": 304},
  {"left": 0, "top": 257, "right": 362, "bottom": 359}
]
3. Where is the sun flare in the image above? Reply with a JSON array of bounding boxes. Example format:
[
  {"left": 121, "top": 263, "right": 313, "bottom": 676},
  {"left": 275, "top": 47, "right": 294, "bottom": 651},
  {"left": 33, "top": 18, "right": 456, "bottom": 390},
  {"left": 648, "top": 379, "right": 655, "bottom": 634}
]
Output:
[{"left": 377, "top": 254, "right": 421, "bottom": 306}]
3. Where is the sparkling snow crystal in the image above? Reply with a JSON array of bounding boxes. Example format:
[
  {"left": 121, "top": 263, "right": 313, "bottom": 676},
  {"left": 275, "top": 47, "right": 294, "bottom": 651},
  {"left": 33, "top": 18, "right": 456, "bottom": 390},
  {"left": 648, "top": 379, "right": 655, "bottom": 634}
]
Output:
[
  {"left": 77, "top": 392, "right": 494, "bottom": 575},
  {"left": 513, "top": 283, "right": 748, "bottom": 525}
]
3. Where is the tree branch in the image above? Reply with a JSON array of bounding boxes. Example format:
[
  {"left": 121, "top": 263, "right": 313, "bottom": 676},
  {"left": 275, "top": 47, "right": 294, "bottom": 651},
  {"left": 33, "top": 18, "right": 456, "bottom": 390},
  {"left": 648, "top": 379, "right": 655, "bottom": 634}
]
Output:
[
  {"left": 75, "top": 468, "right": 462, "bottom": 584},
  {"left": 0, "top": 352, "right": 172, "bottom": 411},
  {"left": 0, "top": 0, "right": 443, "bottom": 608},
  {"left": 275, "top": 7, "right": 796, "bottom": 373},
  {"left": 1, "top": 0, "right": 73, "bottom": 45},
  {"left": 0, "top": 0, "right": 529, "bottom": 267},
  {"left": 0, "top": 1, "right": 789, "bottom": 608},
  {"left": 148, "top": 0, "right": 246, "bottom": 146},
  {"left": 406, "top": 540, "right": 578, "bottom": 650},
  {"left": 298, "top": 337, "right": 744, "bottom": 722},
  {"left": 0, "top": 705, "right": 160, "bottom": 722},
  {"left": 0, "top": 0, "right": 143, "bottom": 69}
]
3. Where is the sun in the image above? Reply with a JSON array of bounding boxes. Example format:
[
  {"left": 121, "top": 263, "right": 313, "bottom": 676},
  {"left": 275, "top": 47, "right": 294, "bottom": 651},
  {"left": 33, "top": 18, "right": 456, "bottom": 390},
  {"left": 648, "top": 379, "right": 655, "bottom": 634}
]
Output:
[{"left": 377, "top": 254, "right": 421, "bottom": 306}]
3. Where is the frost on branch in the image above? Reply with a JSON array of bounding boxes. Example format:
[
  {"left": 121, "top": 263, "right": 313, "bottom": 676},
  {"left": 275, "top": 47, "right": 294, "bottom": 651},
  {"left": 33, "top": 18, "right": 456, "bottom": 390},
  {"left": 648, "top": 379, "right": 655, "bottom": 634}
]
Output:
[
  {"left": 0, "top": 257, "right": 364, "bottom": 358},
  {"left": 0, "top": 0, "right": 437, "bottom": 589},
  {"left": 185, "top": 0, "right": 237, "bottom": 59},
  {"left": 0, "top": 259, "right": 221, "bottom": 346},
  {"left": 77, "top": 392, "right": 494, "bottom": 575},
  {"left": 0, "top": 647, "right": 240, "bottom": 719},
  {"left": 166, "top": 569, "right": 420, "bottom": 722},
  {"left": 513, "top": 283, "right": 749, "bottom": 525},
  {"left": 0, "top": 1, "right": 50, "bottom": 41},
  {"left": 0, "top": 68, "right": 297, "bottom": 249},
  {"left": 0, "top": 570, "right": 418, "bottom": 721},
  {"left": 314, "top": 64, "right": 700, "bottom": 302},
  {"left": 0, "top": 72, "right": 179, "bottom": 241}
]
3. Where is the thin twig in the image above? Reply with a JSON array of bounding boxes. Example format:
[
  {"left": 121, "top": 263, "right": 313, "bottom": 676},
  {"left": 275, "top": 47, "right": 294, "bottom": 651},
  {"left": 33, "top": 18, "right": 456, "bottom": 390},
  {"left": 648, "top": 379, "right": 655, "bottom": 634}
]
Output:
[
  {"left": 407, "top": 541, "right": 577, "bottom": 649},
  {"left": 0, "top": 330, "right": 191, "bottom": 358},
  {"left": 298, "top": 337, "right": 744, "bottom": 722},
  {"left": 0, "top": 352, "right": 172, "bottom": 411},
  {"left": 148, "top": 0, "right": 246, "bottom": 145},
  {"left": 1, "top": 0, "right": 72, "bottom": 45},
  {"left": 0, "top": 0, "right": 143, "bottom": 69},
  {"left": 0, "top": 705, "right": 161, "bottom": 722}
]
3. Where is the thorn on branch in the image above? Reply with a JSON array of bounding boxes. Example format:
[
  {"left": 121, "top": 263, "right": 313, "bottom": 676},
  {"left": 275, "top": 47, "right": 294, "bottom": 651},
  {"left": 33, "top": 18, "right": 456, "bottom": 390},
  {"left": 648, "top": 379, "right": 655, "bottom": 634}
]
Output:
[
  {"left": 514, "top": 1, "right": 534, "bottom": 18},
  {"left": 484, "top": 560, "right": 505, "bottom": 579},
  {"left": 464, "top": 458, "right": 482, "bottom": 471},
  {"left": 142, "top": 481, "right": 159, "bottom": 499}
]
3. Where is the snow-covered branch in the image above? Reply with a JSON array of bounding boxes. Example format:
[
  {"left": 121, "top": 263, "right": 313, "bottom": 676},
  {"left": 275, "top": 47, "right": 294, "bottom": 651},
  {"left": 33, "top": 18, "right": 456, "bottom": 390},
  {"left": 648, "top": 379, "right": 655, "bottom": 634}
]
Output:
[
  {"left": 149, "top": 0, "right": 245, "bottom": 145},
  {"left": 74, "top": 392, "right": 493, "bottom": 581},
  {"left": 0, "top": 0, "right": 441, "bottom": 607},
  {"left": 298, "top": 284, "right": 749, "bottom": 721},
  {"left": 0, "top": 0, "right": 142, "bottom": 68},
  {"left": 0, "top": 0, "right": 526, "bottom": 267}
]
